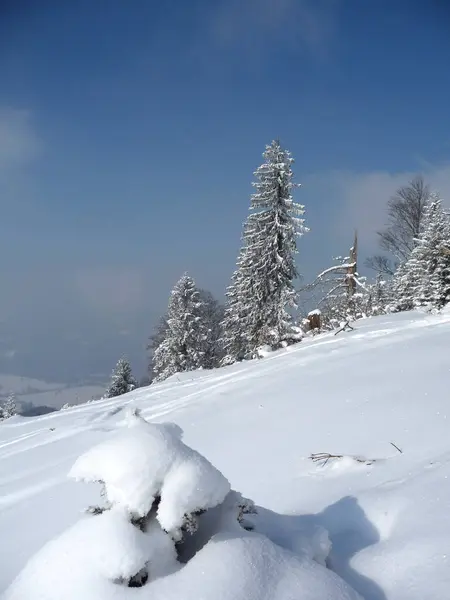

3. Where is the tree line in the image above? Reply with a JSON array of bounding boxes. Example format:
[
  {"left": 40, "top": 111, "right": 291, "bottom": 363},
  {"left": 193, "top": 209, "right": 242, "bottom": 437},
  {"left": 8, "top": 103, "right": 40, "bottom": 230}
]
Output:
[{"left": 104, "top": 144, "right": 450, "bottom": 397}]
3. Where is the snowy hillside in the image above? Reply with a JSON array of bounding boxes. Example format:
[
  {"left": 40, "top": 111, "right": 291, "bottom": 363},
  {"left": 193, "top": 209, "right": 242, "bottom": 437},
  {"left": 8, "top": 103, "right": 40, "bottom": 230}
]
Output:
[{"left": 1, "top": 311, "right": 450, "bottom": 599}]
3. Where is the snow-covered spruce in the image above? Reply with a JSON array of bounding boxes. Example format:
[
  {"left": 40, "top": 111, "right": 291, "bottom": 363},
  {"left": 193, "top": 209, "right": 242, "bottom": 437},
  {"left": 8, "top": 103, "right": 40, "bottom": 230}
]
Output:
[
  {"left": 104, "top": 358, "right": 137, "bottom": 399},
  {"left": 152, "top": 274, "right": 213, "bottom": 382},
  {"left": 1, "top": 393, "right": 18, "bottom": 420},
  {"left": 149, "top": 287, "right": 224, "bottom": 380},
  {"left": 222, "top": 140, "right": 308, "bottom": 363},
  {"left": 197, "top": 288, "right": 225, "bottom": 369},
  {"left": 392, "top": 193, "right": 450, "bottom": 311}
]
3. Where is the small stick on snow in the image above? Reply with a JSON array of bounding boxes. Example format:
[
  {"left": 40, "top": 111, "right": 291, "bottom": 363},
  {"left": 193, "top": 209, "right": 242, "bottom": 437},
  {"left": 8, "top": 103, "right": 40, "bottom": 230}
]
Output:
[
  {"left": 309, "top": 452, "right": 376, "bottom": 467},
  {"left": 390, "top": 442, "right": 403, "bottom": 454}
]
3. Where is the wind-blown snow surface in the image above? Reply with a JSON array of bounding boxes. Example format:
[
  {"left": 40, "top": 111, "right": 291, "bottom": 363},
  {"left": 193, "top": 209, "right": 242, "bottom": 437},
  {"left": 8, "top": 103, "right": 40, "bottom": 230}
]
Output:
[{"left": 1, "top": 311, "right": 450, "bottom": 599}]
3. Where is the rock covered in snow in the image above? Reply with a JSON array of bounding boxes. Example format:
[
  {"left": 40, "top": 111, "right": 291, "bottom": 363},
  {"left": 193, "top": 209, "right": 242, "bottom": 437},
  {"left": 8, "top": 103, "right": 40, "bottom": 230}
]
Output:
[{"left": 69, "top": 410, "right": 231, "bottom": 536}]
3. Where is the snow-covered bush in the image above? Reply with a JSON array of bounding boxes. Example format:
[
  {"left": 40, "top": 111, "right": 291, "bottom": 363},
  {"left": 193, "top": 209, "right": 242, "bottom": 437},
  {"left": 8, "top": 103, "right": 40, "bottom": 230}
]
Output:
[
  {"left": 71, "top": 410, "right": 231, "bottom": 541},
  {"left": 4, "top": 410, "right": 361, "bottom": 600}
]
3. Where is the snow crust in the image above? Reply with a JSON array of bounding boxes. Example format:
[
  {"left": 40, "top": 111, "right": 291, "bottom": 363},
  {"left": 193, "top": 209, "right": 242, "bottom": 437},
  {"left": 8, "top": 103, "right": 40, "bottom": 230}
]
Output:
[{"left": 70, "top": 411, "right": 230, "bottom": 534}]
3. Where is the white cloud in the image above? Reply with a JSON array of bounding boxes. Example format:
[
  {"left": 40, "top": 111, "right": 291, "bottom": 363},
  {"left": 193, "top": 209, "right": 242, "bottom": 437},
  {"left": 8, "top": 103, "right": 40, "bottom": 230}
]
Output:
[
  {"left": 332, "top": 164, "right": 450, "bottom": 254},
  {"left": 0, "top": 107, "right": 41, "bottom": 170},
  {"left": 300, "top": 163, "right": 450, "bottom": 275}
]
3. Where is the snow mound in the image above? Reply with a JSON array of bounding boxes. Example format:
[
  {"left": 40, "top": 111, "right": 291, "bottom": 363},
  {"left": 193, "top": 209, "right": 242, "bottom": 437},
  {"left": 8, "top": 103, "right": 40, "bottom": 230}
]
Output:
[
  {"left": 4, "top": 498, "right": 360, "bottom": 600},
  {"left": 3, "top": 510, "right": 177, "bottom": 600},
  {"left": 4, "top": 411, "right": 361, "bottom": 600},
  {"left": 69, "top": 410, "right": 231, "bottom": 535},
  {"left": 149, "top": 531, "right": 361, "bottom": 600}
]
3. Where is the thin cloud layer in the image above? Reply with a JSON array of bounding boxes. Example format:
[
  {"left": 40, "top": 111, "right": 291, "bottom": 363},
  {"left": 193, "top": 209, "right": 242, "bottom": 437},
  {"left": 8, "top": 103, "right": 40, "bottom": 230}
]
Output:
[
  {"left": 0, "top": 107, "right": 41, "bottom": 170},
  {"left": 73, "top": 267, "right": 148, "bottom": 315},
  {"left": 208, "top": 0, "right": 339, "bottom": 59}
]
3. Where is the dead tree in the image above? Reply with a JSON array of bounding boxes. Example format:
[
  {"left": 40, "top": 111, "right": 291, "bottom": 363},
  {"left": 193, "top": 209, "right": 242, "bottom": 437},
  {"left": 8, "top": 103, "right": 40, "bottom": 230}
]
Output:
[
  {"left": 299, "top": 231, "right": 368, "bottom": 328},
  {"left": 366, "top": 176, "right": 430, "bottom": 274},
  {"left": 347, "top": 231, "right": 358, "bottom": 296}
]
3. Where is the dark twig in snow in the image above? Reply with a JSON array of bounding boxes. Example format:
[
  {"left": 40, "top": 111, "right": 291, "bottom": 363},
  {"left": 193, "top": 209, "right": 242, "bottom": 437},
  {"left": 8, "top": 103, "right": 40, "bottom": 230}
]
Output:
[
  {"left": 390, "top": 441, "right": 403, "bottom": 454},
  {"left": 309, "top": 452, "right": 376, "bottom": 467}
]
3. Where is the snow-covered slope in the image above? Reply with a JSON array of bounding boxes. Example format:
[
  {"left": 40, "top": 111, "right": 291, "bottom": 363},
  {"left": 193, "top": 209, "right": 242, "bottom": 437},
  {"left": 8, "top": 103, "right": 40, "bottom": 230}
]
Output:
[{"left": 1, "top": 311, "right": 450, "bottom": 599}]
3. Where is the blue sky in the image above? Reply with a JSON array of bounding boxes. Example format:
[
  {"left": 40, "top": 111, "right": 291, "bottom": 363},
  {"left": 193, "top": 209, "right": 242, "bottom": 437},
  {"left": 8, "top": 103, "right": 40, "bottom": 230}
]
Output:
[{"left": 1, "top": 0, "right": 450, "bottom": 383}]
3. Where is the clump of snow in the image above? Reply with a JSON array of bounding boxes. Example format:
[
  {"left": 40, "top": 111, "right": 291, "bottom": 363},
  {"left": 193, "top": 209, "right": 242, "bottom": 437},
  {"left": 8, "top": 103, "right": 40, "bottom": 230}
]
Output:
[
  {"left": 3, "top": 510, "right": 178, "bottom": 600},
  {"left": 308, "top": 309, "right": 321, "bottom": 316},
  {"left": 70, "top": 409, "right": 231, "bottom": 536},
  {"left": 257, "top": 344, "right": 273, "bottom": 358}
]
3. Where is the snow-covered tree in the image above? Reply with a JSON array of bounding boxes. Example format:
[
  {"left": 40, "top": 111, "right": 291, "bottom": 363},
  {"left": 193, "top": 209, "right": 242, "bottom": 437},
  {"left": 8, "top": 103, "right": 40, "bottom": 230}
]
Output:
[
  {"left": 198, "top": 289, "right": 224, "bottom": 369},
  {"left": 149, "top": 289, "right": 223, "bottom": 378},
  {"left": 220, "top": 246, "right": 252, "bottom": 363},
  {"left": 393, "top": 194, "right": 450, "bottom": 311},
  {"left": 104, "top": 358, "right": 137, "bottom": 399},
  {"left": 222, "top": 140, "right": 308, "bottom": 362},
  {"left": 152, "top": 274, "right": 210, "bottom": 382},
  {"left": 2, "top": 393, "right": 18, "bottom": 419}
]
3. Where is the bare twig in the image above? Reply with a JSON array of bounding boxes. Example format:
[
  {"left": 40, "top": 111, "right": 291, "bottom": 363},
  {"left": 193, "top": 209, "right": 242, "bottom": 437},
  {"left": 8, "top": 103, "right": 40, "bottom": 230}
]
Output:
[
  {"left": 390, "top": 442, "right": 403, "bottom": 454},
  {"left": 309, "top": 452, "right": 376, "bottom": 467}
]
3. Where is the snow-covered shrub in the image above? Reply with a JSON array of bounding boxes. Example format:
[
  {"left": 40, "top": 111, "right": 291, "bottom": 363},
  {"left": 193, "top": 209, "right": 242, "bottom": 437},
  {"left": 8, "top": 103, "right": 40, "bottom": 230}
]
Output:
[
  {"left": 4, "top": 410, "right": 248, "bottom": 598},
  {"left": 71, "top": 410, "right": 231, "bottom": 541},
  {"left": 4, "top": 410, "right": 361, "bottom": 600}
]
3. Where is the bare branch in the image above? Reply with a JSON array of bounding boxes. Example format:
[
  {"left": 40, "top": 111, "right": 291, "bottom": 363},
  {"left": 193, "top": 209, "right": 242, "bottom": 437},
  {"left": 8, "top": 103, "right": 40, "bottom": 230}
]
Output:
[
  {"left": 376, "top": 176, "right": 430, "bottom": 263},
  {"left": 390, "top": 442, "right": 403, "bottom": 454},
  {"left": 364, "top": 255, "right": 395, "bottom": 276},
  {"left": 309, "top": 452, "right": 376, "bottom": 467}
]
